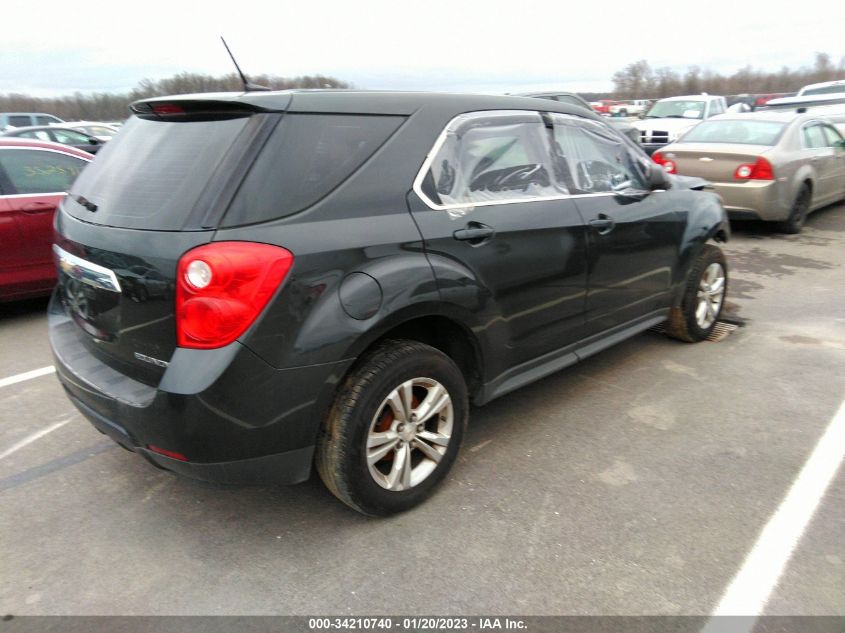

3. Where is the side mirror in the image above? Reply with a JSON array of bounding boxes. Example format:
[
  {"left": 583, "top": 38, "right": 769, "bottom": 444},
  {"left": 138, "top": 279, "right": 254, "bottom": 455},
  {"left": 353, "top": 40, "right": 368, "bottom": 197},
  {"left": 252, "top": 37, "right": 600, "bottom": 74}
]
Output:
[
  {"left": 88, "top": 138, "right": 99, "bottom": 145},
  {"left": 648, "top": 162, "right": 670, "bottom": 190}
]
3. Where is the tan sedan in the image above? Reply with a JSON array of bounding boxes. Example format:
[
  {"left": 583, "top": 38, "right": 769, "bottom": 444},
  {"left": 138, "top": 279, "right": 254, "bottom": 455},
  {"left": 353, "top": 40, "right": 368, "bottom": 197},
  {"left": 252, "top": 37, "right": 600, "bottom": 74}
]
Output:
[{"left": 652, "top": 111, "right": 845, "bottom": 233}]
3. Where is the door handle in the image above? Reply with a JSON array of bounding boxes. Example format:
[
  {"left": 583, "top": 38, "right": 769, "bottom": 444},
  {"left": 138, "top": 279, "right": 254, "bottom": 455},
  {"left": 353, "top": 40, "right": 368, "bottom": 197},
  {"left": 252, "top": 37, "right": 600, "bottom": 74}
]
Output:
[
  {"left": 589, "top": 214, "right": 615, "bottom": 235},
  {"left": 453, "top": 222, "right": 495, "bottom": 244},
  {"left": 22, "top": 201, "right": 55, "bottom": 214}
]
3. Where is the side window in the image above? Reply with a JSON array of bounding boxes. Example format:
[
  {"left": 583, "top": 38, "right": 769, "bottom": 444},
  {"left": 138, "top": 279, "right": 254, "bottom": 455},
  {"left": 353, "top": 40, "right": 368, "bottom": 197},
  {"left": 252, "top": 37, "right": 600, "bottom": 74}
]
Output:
[
  {"left": 7, "top": 115, "right": 32, "bottom": 127},
  {"left": 51, "top": 129, "right": 90, "bottom": 145},
  {"left": 223, "top": 114, "right": 404, "bottom": 226},
  {"left": 550, "top": 114, "right": 648, "bottom": 194},
  {"left": 36, "top": 116, "right": 60, "bottom": 126},
  {"left": 0, "top": 149, "right": 87, "bottom": 194},
  {"left": 803, "top": 124, "right": 828, "bottom": 149},
  {"left": 20, "top": 130, "right": 52, "bottom": 142},
  {"left": 822, "top": 125, "right": 844, "bottom": 147},
  {"left": 708, "top": 100, "right": 724, "bottom": 116},
  {"left": 424, "top": 111, "right": 558, "bottom": 207}
]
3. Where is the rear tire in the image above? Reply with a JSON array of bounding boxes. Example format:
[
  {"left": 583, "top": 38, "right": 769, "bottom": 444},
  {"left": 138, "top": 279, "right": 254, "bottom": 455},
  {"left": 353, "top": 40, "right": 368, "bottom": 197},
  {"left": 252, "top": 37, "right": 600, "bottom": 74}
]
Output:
[
  {"left": 778, "top": 184, "right": 811, "bottom": 234},
  {"left": 316, "top": 340, "right": 468, "bottom": 516},
  {"left": 667, "top": 244, "right": 728, "bottom": 343}
]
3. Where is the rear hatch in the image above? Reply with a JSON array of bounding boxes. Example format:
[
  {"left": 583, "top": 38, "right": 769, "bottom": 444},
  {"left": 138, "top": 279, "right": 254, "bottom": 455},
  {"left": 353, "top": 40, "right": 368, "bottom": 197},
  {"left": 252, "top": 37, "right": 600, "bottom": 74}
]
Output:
[
  {"left": 661, "top": 143, "right": 772, "bottom": 182},
  {"left": 54, "top": 98, "right": 282, "bottom": 386}
]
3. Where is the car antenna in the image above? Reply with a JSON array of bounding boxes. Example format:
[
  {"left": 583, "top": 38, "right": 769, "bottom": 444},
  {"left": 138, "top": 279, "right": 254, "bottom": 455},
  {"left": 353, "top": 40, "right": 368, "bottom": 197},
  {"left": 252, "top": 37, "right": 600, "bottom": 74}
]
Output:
[{"left": 220, "top": 36, "right": 271, "bottom": 92}]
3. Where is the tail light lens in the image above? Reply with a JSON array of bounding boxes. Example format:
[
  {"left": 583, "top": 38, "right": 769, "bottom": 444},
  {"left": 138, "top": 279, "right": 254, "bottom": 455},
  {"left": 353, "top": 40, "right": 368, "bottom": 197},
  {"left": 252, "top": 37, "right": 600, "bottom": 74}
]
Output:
[
  {"left": 176, "top": 242, "right": 294, "bottom": 349},
  {"left": 734, "top": 157, "right": 774, "bottom": 181},
  {"left": 652, "top": 151, "right": 677, "bottom": 174}
]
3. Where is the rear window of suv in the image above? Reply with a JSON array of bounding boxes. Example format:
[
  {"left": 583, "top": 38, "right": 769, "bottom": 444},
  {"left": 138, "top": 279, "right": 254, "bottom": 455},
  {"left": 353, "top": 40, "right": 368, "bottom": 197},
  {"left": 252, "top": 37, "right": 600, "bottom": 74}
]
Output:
[
  {"left": 221, "top": 113, "right": 404, "bottom": 227},
  {"left": 65, "top": 115, "right": 251, "bottom": 230}
]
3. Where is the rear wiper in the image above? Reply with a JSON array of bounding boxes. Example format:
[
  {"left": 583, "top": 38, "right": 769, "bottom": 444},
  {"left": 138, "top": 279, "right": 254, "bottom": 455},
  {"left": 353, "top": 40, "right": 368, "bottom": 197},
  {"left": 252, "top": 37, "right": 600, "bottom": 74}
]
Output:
[{"left": 74, "top": 195, "right": 98, "bottom": 212}]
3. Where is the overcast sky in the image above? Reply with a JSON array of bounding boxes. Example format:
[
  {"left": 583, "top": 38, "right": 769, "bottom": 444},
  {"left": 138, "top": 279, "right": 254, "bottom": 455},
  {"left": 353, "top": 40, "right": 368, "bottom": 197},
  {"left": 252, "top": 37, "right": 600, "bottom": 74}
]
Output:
[{"left": 2, "top": 0, "right": 843, "bottom": 97}]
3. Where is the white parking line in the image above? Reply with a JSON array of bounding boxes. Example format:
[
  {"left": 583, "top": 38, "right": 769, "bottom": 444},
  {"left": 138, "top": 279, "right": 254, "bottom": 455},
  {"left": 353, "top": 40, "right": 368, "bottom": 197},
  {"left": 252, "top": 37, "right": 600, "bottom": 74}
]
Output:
[
  {"left": 0, "top": 417, "right": 73, "bottom": 462},
  {"left": 0, "top": 366, "right": 55, "bottom": 389},
  {"left": 704, "top": 396, "right": 845, "bottom": 629}
]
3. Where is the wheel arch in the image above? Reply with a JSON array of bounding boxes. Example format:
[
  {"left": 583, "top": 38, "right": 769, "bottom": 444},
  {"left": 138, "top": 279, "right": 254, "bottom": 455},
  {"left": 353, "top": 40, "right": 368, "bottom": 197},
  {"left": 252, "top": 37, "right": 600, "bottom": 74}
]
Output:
[
  {"left": 671, "top": 192, "right": 730, "bottom": 308},
  {"left": 341, "top": 308, "right": 485, "bottom": 401}
]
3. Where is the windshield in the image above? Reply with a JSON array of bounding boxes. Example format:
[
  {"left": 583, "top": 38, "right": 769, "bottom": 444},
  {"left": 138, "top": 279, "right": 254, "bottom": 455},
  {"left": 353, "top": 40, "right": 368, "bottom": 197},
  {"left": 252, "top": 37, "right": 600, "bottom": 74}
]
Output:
[
  {"left": 801, "top": 84, "right": 845, "bottom": 96},
  {"left": 645, "top": 100, "right": 706, "bottom": 119},
  {"left": 679, "top": 119, "right": 786, "bottom": 145}
]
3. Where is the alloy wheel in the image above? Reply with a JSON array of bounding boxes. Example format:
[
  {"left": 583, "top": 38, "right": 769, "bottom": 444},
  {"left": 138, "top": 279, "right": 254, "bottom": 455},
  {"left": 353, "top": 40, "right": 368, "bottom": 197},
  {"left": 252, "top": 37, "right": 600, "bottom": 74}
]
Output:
[
  {"left": 695, "top": 262, "right": 726, "bottom": 330},
  {"left": 366, "top": 377, "right": 453, "bottom": 491}
]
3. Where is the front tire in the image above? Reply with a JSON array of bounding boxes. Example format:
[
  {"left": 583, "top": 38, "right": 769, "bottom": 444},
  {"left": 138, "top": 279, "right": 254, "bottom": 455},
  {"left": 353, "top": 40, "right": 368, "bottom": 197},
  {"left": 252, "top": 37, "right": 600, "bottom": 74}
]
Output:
[
  {"left": 667, "top": 244, "right": 728, "bottom": 342},
  {"left": 316, "top": 340, "right": 468, "bottom": 516}
]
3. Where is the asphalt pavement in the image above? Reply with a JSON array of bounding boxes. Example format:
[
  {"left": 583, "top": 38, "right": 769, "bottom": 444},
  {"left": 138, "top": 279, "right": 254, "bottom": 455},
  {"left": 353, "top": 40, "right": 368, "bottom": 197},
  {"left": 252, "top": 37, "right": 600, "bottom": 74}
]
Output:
[{"left": 1, "top": 202, "right": 844, "bottom": 616}]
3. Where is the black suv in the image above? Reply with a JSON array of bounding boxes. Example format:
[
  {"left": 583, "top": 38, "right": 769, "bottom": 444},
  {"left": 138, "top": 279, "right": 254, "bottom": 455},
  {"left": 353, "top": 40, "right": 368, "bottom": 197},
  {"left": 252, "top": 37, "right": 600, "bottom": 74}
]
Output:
[{"left": 49, "top": 91, "right": 729, "bottom": 516}]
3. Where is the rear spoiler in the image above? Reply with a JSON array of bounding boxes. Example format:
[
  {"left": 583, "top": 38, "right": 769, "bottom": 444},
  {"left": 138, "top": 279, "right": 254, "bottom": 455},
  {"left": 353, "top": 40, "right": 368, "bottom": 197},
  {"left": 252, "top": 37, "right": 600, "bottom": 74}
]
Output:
[{"left": 130, "top": 93, "right": 291, "bottom": 120}]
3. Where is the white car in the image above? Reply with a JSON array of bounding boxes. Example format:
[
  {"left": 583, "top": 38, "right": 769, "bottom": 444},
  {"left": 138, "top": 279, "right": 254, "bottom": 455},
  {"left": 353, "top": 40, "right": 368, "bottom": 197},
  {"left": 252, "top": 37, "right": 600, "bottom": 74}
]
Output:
[
  {"left": 797, "top": 79, "right": 845, "bottom": 97},
  {"left": 608, "top": 99, "right": 650, "bottom": 117},
  {"left": 632, "top": 94, "right": 728, "bottom": 154},
  {"left": 53, "top": 120, "right": 119, "bottom": 142},
  {"left": 764, "top": 92, "right": 845, "bottom": 135}
]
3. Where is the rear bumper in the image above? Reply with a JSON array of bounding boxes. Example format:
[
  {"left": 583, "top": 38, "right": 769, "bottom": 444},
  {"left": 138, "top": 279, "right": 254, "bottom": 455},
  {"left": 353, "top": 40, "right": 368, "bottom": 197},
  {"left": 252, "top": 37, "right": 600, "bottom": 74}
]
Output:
[
  {"left": 49, "top": 291, "right": 353, "bottom": 485},
  {"left": 67, "top": 391, "right": 315, "bottom": 484},
  {"left": 710, "top": 180, "right": 790, "bottom": 221}
]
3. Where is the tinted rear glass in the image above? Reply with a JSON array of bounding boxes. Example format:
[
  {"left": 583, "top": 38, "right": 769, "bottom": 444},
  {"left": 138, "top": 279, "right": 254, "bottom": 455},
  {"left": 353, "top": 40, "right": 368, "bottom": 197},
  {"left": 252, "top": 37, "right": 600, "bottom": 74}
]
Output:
[
  {"left": 680, "top": 120, "right": 786, "bottom": 145},
  {"left": 222, "top": 113, "right": 403, "bottom": 227},
  {"left": 65, "top": 115, "right": 250, "bottom": 230}
]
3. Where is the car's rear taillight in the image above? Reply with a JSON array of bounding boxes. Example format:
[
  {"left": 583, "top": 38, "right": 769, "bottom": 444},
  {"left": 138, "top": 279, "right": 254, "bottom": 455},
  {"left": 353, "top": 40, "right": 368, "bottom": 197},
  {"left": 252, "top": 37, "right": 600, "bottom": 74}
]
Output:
[
  {"left": 176, "top": 242, "right": 294, "bottom": 349},
  {"left": 734, "top": 157, "right": 774, "bottom": 181},
  {"left": 652, "top": 151, "right": 677, "bottom": 174}
]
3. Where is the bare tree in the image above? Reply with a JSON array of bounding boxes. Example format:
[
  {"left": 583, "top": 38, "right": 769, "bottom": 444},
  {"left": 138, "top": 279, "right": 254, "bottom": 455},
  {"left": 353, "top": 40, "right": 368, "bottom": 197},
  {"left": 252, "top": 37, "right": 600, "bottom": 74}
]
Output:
[
  {"left": 610, "top": 53, "right": 845, "bottom": 98},
  {"left": 0, "top": 71, "right": 351, "bottom": 121}
]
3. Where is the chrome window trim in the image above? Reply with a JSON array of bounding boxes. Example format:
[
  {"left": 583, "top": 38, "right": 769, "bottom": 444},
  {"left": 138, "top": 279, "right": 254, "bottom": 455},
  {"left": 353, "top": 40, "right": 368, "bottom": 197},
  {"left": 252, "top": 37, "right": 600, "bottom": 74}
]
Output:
[
  {"left": 0, "top": 192, "right": 67, "bottom": 199},
  {"left": 53, "top": 244, "right": 122, "bottom": 293},
  {"left": 0, "top": 145, "right": 91, "bottom": 159},
  {"left": 413, "top": 110, "right": 572, "bottom": 211}
]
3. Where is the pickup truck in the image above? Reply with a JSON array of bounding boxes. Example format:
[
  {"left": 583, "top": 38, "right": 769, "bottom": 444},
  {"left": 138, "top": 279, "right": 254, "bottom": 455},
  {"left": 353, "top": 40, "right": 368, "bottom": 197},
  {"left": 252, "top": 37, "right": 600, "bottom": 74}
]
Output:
[
  {"left": 632, "top": 94, "right": 728, "bottom": 154},
  {"left": 609, "top": 100, "right": 651, "bottom": 117}
]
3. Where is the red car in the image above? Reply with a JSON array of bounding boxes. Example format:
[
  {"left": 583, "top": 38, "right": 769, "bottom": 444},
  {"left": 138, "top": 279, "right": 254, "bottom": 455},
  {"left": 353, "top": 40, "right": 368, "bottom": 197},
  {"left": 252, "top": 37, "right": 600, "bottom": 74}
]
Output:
[
  {"left": 0, "top": 138, "right": 92, "bottom": 301},
  {"left": 590, "top": 99, "right": 619, "bottom": 115}
]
